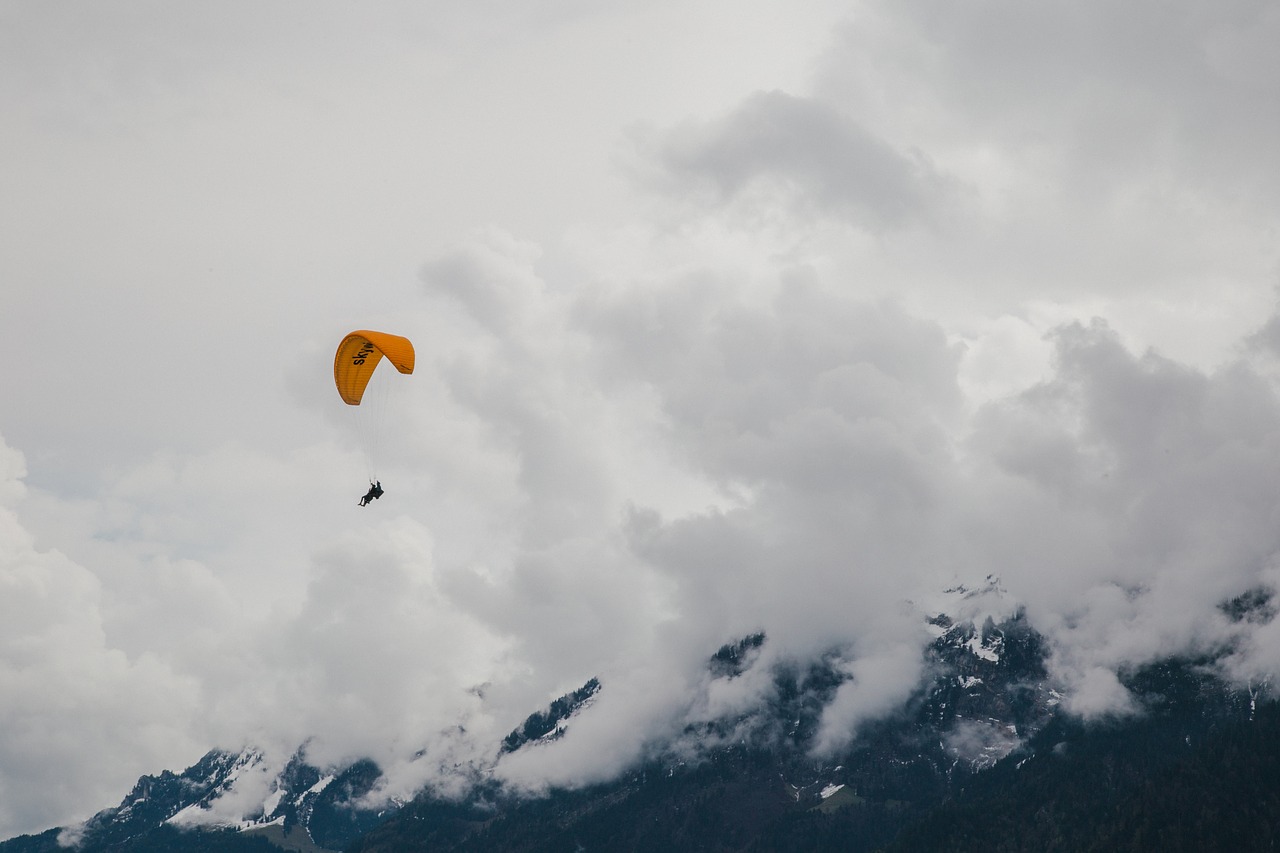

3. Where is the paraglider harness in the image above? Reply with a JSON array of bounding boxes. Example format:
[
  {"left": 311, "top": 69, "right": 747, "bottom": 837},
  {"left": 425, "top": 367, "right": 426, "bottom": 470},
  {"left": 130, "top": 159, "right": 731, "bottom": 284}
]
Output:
[{"left": 358, "top": 481, "right": 384, "bottom": 506}]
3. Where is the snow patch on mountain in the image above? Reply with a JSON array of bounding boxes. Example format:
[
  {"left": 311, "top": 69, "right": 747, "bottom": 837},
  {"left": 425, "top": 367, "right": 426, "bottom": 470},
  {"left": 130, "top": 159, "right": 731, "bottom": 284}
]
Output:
[
  {"left": 166, "top": 749, "right": 278, "bottom": 829},
  {"left": 966, "top": 633, "right": 1001, "bottom": 663},
  {"left": 307, "top": 774, "right": 335, "bottom": 796}
]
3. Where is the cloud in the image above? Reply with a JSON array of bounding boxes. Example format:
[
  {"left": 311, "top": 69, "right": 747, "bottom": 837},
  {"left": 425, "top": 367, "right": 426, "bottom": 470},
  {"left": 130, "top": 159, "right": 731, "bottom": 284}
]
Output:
[
  {"left": 5, "top": 0, "right": 1280, "bottom": 840},
  {"left": 801, "top": 0, "right": 1280, "bottom": 361},
  {"left": 1063, "top": 667, "right": 1139, "bottom": 720},
  {"left": 818, "top": 0, "right": 1280, "bottom": 201},
  {"left": 944, "top": 718, "right": 1022, "bottom": 769},
  {"left": 965, "top": 319, "right": 1280, "bottom": 706},
  {"left": 811, "top": 638, "right": 930, "bottom": 756},
  {"left": 0, "top": 433, "right": 203, "bottom": 837},
  {"left": 640, "top": 90, "right": 955, "bottom": 229},
  {"left": 240, "top": 518, "right": 514, "bottom": 796}
]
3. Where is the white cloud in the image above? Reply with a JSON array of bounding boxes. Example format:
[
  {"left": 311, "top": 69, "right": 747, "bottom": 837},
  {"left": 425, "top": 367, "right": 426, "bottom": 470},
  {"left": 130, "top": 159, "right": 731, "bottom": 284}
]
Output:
[
  {"left": 1063, "top": 667, "right": 1139, "bottom": 720},
  {"left": 4, "top": 0, "right": 1280, "bottom": 840},
  {"left": 811, "top": 638, "right": 930, "bottom": 756},
  {"left": 642, "top": 90, "right": 957, "bottom": 229},
  {"left": 0, "top": 433, "right": 204, "bottom": 837}
]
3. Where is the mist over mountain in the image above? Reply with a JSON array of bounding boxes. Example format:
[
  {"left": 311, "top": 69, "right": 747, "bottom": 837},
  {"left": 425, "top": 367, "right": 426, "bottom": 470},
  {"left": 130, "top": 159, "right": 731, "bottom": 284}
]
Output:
[
  {"left": 4, "top": 0, "right": 1280, "bottom": 846},
  {"left": 4, "top": 581, "right": 1275, "bottom": 851}
]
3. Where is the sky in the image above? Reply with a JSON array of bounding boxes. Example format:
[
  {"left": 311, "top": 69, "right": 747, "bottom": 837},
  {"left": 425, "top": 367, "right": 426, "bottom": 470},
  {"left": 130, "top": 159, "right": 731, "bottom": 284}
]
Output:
[{"left": 3, "top": 0, "right": 1280, "bottom": 839}]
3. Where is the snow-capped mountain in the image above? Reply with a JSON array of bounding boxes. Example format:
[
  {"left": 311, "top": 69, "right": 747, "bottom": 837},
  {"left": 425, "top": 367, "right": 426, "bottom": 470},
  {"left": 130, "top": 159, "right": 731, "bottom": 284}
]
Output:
[
  {"left": 347, "top": 587, "right": 1064, "bottom": 852},
  {"left": 41, "top": 744, "right": 387, "bottom": 852},
  {"left": 2, "top": 579, "right": 1268, "bottom": 852}
]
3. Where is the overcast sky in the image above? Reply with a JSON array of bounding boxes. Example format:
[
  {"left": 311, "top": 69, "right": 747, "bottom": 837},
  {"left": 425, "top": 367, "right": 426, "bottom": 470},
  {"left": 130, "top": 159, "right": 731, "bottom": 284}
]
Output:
[{"left": 4, "top": 0, "right": 1280, "bottom": 840}]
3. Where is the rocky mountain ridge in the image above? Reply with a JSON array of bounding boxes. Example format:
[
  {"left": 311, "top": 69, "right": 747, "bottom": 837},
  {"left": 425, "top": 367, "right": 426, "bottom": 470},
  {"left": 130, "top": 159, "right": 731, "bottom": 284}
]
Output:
[{"left": 3, "top": 579, "right": 1266, "bottom": 852}]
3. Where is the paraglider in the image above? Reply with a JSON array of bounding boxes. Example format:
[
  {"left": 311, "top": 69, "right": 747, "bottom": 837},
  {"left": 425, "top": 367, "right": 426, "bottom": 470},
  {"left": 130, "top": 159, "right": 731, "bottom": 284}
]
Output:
[
  {"left": 335, "top": 330, "right": 414, "bottom": 504},
  {"left": 333, "top": 330, "right": 415, "bottom": 405},
  {"left": 358, "top": 480, "right": 384, "bottom": 506}
]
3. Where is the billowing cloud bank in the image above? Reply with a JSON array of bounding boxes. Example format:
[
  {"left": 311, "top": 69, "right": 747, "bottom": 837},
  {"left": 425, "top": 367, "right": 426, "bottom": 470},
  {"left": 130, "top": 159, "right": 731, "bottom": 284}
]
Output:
[
  {"left": 3, "top": 0, "right": 1280, "bottom": 840},
  {"left": 15, "top": 256, "right": 1280, "bottom": 833}
]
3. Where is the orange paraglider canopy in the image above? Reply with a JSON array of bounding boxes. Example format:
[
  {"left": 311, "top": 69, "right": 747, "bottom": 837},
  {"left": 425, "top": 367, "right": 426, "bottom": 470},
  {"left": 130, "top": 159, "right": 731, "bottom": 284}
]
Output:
[{"left": 333, "top": 330, "right": 415, "bottom": 405}]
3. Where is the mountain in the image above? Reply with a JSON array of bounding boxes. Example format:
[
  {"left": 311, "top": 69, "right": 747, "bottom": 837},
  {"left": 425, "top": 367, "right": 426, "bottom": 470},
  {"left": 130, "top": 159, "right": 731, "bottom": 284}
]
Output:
[
  {"left": 1, "top": 747, "right": 389, "bottom": 853},
  {"left": 3, "top": 580, "right": 1274, "bottom": 852},
  {"left": 351, "top": 580, "right": 1060, "bottom": 852},
  {"left": 887, "top": 659, "right": 1278, "bottom": 851}
]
